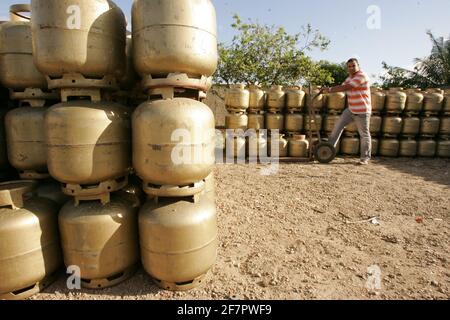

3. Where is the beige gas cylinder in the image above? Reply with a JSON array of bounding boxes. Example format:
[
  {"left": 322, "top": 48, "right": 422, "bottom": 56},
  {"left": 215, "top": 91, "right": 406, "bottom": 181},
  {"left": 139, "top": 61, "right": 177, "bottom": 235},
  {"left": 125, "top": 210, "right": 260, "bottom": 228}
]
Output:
[
  {"left": 266, "top": 85, "right": 285, "bottom": 112},
  {"left": 420, "top": 116, "right": 440, "bottom": 136},
  {"left": 326, "top": 92, "right": 346, "bottom": 112},
  {"left": 304, "top": 114, "right": 323, "bottom": 132},
  {"left": 371, "top": 87, "right": 386, "bottom": 113},
  {"left": 436, "top": 139, "right": 450, "bottom": 158},
  {"left": 133, "top": 98, "right": 215, "bottom": 189},
  {"left": 248, "top": 85, "right": 265, "bottom": 112},
  {"left": 268, "top": 134, "right": 288, "bottom": 157},
  {"left": 265, "top": 113, "right": 285, "bottom": 131},
  {"left": 0, "top": 108, "right": 9, "bottom": 172},
  {"left": 0, "top": 4, "right": 47, "bottom": 91},
  {"left": 139, "top": 193, "right": 217, "bottom": 291},
  {"left": 288, "top": 135, "right": 309, "bottom": 157},
  {"left": 399, "top": 139, "right": 417, "bottom": 157},
  {"left": 371, "top": 138, "right": 379, "bottom": 156},
  {"left": 285, "top": 86, "right": 305, "bottom": 112},
  {"left": 382, "top": 116, "right": 403, "bottom": 135},
  {"left": 324, "top": 114, "right": 341, "bottom": 133},
  {"left": 5, "top": 106, "right": 48, "bottom": 179},
  {"left": 341, "top": 137, "right": 360, "bottom": 155},
  {"left": 370, "top": 115, "right": 382, "bottom": 135},
  {"left": 225, "top": 113, "right": 248, "bottom": 130},
  {"left": 440, "top": 117, "right": 450, "bottom": 136},
  {"left": 247, "top": 131, "right": 268, "bottom": 159},
  {"left": 225, "top": 84, "right": 249, "bottom": 112},
  {"left": 306, "top": 87, "right": 324, "bottom": 110},
  {"left": 417, "top": 139, "right": 436, "bottom": 157},
  {"left": 132, "top": 0, "right": 218, "bottom": 79},
  {"left": 401, "top": 116, "right": 420, "bottom": 136},
  {"left": 0, "top": 180, "right": 61, "bottom": 300},
  {"left": 423, "top": 90, "right": 444, "bottom": 114},
  {"left": 247, "top": 113, "right": 265, "bottom": 131},
  {"left": 31, "top": 0, "right": 126, "bottom": 82},
  {"left": 379, "top": 138, "right": 400, "bottom": 157},
  {"left": 386, "top": 88, "right": 406, "bottom": 113},
  {"left": 285, "top": 112, "right": 303, "bottom": 133},
  {"left": 405, "top": 89, "right": 424, "bottom": 114},
  {"left": 344, "top": 121, "right": 358, "bottom": 136},
  {"left": 443, "top": 89, "right": 450, "bottom": 113},
  {"left": 59, "top": 195, "right": 139, "bottom": 289},
  {"left": 45, "top": 100, "right": 131, "bottom": 197}
]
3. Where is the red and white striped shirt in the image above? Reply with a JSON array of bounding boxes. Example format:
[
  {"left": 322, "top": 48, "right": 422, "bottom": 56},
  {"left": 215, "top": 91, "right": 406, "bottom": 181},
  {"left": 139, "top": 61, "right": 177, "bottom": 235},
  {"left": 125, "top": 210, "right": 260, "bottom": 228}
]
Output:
[{"left": 343, "top": 71, "right": 372, "bottom": 114}]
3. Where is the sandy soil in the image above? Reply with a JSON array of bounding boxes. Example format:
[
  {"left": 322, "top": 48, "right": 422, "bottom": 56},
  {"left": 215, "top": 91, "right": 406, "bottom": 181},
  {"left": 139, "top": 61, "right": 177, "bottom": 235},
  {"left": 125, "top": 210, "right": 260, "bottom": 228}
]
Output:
[{"left": 31, "top": 157, "right": 450, "bottom": 300}]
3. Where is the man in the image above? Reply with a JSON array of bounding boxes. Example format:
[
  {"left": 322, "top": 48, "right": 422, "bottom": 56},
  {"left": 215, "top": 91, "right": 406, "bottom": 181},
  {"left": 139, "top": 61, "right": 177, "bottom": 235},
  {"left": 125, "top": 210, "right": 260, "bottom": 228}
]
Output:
[{"left": 321, "top": 58, "right": 372, "bottom": 165}]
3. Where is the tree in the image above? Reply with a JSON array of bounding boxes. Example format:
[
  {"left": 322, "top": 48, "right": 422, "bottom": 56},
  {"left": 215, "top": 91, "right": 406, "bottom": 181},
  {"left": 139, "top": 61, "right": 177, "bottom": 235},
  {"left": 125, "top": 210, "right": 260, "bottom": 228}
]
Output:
[
  {"left": 317, "top": 61, "right": 348, "bottom": 86},
  {"left": 380, "top": 31, "right": 450, "bottom": 89},
  {"left": 214, "top": 15, "right": 331, "bottom": 87}
]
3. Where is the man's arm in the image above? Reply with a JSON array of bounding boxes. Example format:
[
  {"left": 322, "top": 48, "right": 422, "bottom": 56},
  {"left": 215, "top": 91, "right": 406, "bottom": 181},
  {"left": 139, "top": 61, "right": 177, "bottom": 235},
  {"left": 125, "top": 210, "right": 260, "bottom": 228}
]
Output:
[{"left": 321, "top": 75, "right": 364, "bottom": 94}]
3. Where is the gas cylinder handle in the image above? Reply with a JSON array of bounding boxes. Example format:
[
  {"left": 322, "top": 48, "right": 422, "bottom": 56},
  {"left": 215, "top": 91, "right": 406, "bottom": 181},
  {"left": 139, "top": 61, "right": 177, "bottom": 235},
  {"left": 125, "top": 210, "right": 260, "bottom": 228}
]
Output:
[
  {"left": 0, "top": 181, "right": 37, "bottom": 210},
  {"left": 9, "top": 4, "right": 31, "bottom": 22}
]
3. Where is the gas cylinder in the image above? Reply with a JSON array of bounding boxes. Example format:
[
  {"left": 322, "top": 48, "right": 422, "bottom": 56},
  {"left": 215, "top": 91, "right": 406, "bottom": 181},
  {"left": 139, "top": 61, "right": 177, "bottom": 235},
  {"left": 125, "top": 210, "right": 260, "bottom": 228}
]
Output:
[
  {"left": 440, "top": 117, "right": 450, "bottom": 136},
  {"left": 436, "top": 139, "right": 450, "bottom": 158},
  {"left": 0, "top": 4, "right": 47, "bottom": 91},
  {"left": 443, "top": 90, "right": 450, "bottom": 113},
  {"left": 31, "top": 0, "right": 126, "bottom": 81},
  {"left": 305, "top": 87, "right": 324, "bottom": 110},
  {"left": 225, "top": 84, "right": 249, "bottom": 112},
  {"left": 139, "top": 193, "right": 217, "bottom": 291},
  {"left": 326, "top": 92, "right": 346, "bottom": 112},
  {"left": 386, "top": 88, "right": 406, "bottom": 114},
  {"left": 420, "top": 116, "right": 440, "bottom": 136},
  {"left": 371, "top": 87, "right": 386, "bottom": 113},
  {"left": 405, "top": 89, "right": 424, "bottom": 114},
  {"left": 341, "top": 137, "right": 360, "bottom": 155},
  {"left": 401, "top": 116, "right": 420, "bottom": 136},
  {"left": 247, "top": 113, "right": 265, "bottom": 131},
  {"left": 288, "top": 135, "right": 309, "bottom": 157},
  {"left": 266, "top": 85, "right": 285, "bottom": 112},
  {"left": 59, "top": 195, "right": 139, "bottom": 289},
  {"left": 247, "top": 131, "right": 268, "bottom": 159},
  {"left": 423, "top": 90, "right": 444, "bottom": 114},
  {"left": 379, "top": 138, "right": 399, "bottom": 157},
  {"left": 132, "top": 0, "right": 218, "bottom": 79},
  {"left": 399, "top": 139, "right": 417, "bottom": 157},
  {"left": 265, "top": 113, "right": 285, "bottom": 131},
  {"left": 45, "top": 100, "right": 131, "bottom": 192},
  {"left": 382, "top": 116, "right": 402, "bottom": 135},
  {"left": 225, "top": 113, "right": 248, "bottom": 131},
  {"left": 268, "top": 134, "right": 288, "bottom": 157},
  {"left": 5, "top": 106, "right": 48, "bottom": 178},
  {"left": 304, "top": 115, "right": 323, "bottom": 132},
  {"left": 344, "top": 121, "right": 358, "bottom": 135},
  {"left": 417, "top": 139, "right": 436, "bottom": 157},
  {"left": 371, "top": 138, "right": 379, "bottom": 156},
  {"left": 285, "top": 113, "right": 303, "bottom": 133},
  {"left": 323, "top": 114, "right": 341, "bottom": 133},
  {"left": 248, "top": 85, "right": 265, "bottom": 112},
  {"left": 0, "top": 108, "right": 9, "bottom": 172},
  {"left": 133, "top": 98, "right": 215, "bottom": 187},
  {"left": 370, "top": 115, "right": 382, "bottom": 135},
  {"left": 285, "top": 86, "right": 305, "bottom": 111},
  {"left": 0, "top": 180, "right": 61, "bottom": 300}
]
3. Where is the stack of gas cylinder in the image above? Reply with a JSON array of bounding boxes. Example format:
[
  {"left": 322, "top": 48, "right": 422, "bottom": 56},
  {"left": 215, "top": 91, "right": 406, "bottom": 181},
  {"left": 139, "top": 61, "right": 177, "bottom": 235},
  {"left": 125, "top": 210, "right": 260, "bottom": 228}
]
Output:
[{"left": 0, "top": 0, "right": 219, "bottom": 300}]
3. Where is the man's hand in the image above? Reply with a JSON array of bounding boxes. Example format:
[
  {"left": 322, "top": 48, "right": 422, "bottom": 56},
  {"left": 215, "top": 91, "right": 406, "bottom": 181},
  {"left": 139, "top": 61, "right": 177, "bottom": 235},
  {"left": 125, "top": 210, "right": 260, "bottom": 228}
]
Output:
[{"left": 320, "top": 87, "right": 331, "bottom": 94}]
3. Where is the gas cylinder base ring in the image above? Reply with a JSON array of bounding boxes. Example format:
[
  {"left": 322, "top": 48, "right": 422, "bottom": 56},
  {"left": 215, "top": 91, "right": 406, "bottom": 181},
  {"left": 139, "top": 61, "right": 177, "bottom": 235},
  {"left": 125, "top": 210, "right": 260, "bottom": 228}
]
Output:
[
  {"left": 148, "top": 87, "right": 207, "bottom": 101},
  {"left": 18, "top": 170, "right": 50, "bottom": 180},
  {"left": 142, "top": 73, "right": 212, "bottom": 93},
  {"left": 46, "top": 73, "right": 118, "bottom": 92},
  {"left": 0, "top": 271, "right": 59, "bottom": 300},
  {"left": 9, "top": 88, "right": 59, "bottom": 106},
  {"left": 247, "top": 109, "right": 265, "bottom": 114},
  {"left": 266, "top": 108, "right": 284, "bottom": 114},
  {"left": 81, "top": 265, "right": 138, "bottom": 290},
  {"left": 152, "top": 273, "right": 208, "bottom": 292},
  {"left": 226, "top": 107, "right": 248, "bottom": 114},
  {"left": 343, "top": 132, "right": 359, "bottom": 138},
  {"left": 286, "top": 107, "right": 303, "bottom": 113},
  {"left": 62, "top": 175, "right": 129, "bottom": 204},
  {"left": 143, "top": 180, "right": 206, "bottom": 199}
]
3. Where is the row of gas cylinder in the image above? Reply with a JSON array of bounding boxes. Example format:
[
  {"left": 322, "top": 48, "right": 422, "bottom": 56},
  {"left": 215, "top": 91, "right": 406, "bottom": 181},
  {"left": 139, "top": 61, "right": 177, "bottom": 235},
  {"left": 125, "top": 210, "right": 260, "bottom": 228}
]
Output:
[
  {"left": 216, "top": 131, "right": 450, "bottom": 160},
  {"left": 225, "top": 111, "right": 450, "bottom": 138},
  {"left": 225, "top": 84, "right": 450, "bottom": 115},
  {"left": 0, "top": 0, "right": 219, "bottom": 299}
]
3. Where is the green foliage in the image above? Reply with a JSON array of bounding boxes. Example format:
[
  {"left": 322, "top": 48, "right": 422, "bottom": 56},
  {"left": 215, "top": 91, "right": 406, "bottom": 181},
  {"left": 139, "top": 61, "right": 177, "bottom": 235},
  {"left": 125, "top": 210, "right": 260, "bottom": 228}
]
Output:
[
  {"left": 380, "top": 31, "right": 450, "bottom": 89},
  {"left": 214, "top": 14, "right": 333, "bottom": 87},
  {"left": 317, "top": 61, "right": 348, "bottom": 86}
]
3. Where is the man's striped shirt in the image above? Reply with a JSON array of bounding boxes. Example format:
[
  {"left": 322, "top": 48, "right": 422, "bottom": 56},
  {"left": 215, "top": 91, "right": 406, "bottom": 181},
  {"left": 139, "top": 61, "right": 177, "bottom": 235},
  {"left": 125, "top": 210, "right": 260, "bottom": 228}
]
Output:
[{"left": 343, "top": 70, "right": 372, "bottom": 114}]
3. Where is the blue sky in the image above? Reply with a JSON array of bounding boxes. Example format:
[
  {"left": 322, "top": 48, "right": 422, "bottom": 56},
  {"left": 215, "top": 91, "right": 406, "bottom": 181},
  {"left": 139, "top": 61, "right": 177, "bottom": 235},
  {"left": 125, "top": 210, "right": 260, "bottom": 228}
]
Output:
[{"left": 1, "top": 0, "right": 449, "bottom": 81}]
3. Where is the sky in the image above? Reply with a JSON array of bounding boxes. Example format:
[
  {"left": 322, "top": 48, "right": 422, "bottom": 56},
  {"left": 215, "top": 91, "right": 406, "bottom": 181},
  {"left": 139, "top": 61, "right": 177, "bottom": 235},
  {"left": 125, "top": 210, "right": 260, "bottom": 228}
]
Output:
[{"left": 1, "top": 0, "right": 449, "bottom": 82}]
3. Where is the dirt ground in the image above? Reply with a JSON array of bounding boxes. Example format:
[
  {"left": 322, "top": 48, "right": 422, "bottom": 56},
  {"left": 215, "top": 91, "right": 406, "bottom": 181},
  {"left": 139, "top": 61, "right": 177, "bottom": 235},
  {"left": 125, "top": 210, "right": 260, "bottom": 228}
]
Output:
[{"left": 32, "top": 157, "right": 449, "bottom": 300}]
